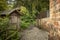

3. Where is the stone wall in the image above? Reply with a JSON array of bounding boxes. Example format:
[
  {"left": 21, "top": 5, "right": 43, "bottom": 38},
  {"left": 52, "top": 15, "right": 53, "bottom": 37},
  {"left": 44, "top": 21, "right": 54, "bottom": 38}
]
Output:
[
  {"left": 49, "top": 0, "right": 60, "bottom": 30},
  {"left": 50, "top": 0, "right": 60, "bottom": 26},
  {"left": 48, "top": 0, "right": 60, "bottom": 40}
]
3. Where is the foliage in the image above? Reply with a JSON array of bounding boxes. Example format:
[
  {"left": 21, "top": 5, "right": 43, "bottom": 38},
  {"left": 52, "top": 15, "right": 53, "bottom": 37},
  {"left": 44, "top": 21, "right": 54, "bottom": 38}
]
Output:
[
  {"left": 0, "top": 0, "right": 8, "bottom": 12},
  {"left": 20, "top": 6, "right": 36, "bottom": 29},
  {"left": 0, "top": 17, "right": 9, "bottom": 30},
  {"left": 15, "top": 0, "right": 49, "bottom": 12},
  {"left": 0, "top": 17, "right": 9, "bottom": 40},
  {"left": 0, "top": 17, "right": 20, "bottom": 40}
]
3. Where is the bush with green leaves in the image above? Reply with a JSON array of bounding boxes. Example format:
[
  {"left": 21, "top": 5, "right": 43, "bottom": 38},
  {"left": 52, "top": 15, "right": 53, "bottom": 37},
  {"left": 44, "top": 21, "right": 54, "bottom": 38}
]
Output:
[
  {"left": 0, "top": 17, "right": 20, "bottom": 40},
  {"left": 0, "top": 17, "right": 9, "bottom": 40},
  {"left": 20, "top": 6, "right": 36, "bottom": 29}
]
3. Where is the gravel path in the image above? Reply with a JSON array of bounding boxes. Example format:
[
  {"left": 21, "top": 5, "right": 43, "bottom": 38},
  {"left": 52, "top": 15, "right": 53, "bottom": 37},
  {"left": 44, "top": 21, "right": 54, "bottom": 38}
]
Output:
[{"left": 20, "top": 26, "right": 48, "bottom": 40}]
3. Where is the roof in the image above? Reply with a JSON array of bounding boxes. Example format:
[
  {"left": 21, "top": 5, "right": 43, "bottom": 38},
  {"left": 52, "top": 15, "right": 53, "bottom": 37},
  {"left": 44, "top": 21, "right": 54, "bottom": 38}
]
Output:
[{"left": 0, "top": 8, "right": 21, "bottom": 15}]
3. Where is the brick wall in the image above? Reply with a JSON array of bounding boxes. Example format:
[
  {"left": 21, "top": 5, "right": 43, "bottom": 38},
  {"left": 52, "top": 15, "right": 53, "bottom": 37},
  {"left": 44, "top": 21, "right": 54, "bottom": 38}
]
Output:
[
  {"left": 50, "top": 0, "right": 60, "bottom": 28},
  {"left": 48, "top": 0, "right": 60, "bottom": 40}
]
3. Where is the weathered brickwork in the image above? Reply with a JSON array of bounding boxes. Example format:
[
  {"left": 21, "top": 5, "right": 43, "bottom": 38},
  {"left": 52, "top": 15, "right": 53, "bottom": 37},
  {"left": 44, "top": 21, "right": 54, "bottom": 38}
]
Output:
[
  {"left": 49, "top": 0, "right": 60, "bottom": 40},
  {"left": 50, "top": 0, "right": 60, "bottom": 26}
]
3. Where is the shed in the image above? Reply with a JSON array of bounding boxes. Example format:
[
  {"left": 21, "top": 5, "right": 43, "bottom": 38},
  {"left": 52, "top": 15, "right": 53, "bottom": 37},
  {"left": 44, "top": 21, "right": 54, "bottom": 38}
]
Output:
[{"left": 0, "top": 8, "right": 22, "bottom": 30}]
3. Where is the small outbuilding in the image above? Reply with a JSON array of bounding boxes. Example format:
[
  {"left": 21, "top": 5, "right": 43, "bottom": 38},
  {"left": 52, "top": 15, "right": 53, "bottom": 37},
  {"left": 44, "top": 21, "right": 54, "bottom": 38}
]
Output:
[{"left": 0, "top": 8, "right": 22, "bottom": 30}]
